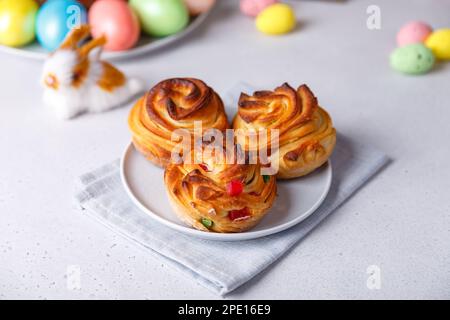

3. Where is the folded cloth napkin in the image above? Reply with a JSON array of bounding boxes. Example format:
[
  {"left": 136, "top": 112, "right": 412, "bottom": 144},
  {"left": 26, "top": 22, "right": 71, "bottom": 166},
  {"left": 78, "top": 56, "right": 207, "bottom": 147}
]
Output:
[{"left": 75, "top": 84, "right": 389, "bottom": 296}]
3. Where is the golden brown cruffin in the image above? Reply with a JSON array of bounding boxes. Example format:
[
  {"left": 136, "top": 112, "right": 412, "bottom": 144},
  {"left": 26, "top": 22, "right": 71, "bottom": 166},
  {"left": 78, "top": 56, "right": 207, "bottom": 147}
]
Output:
[
  {"left": 128, "top": 78, "right": 229, "bottom": 167},
  {"left": 232, "top": 83, "right": 336, "bottom": 179},
  {"left": 164, "top": 146, "right": 277, "bottom": 233}
]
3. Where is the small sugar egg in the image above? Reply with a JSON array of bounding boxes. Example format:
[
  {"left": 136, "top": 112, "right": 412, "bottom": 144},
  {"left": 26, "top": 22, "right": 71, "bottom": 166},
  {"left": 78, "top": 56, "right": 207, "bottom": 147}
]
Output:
[
  {"left": 255, "top": 3, "right": 296, "bottom": 35},
  {"left": 0, "top": 0, "right": 39, "bottom": 47},
  {"left": 390, "top": 43, "right": 435, "bottom": 75},
  {"left": 37, "top": 0, "right": 94, "bottom": 7},
  {"left": 397, "top": 21, "right": 433, "bottom": 47},
  {"left": 78, "top": 0, "right": 95, "bottom": 9},
  {"left": 240, "top": 0, "right": 278, "bottom": 17},
  {"left": 36, "top": 0, "right": 87, "bottom": 51},
  {"left": 89, "top": 0, "right": 140, "bottom": 51},
  {"left": 425, "top": 28, "right": 450, "bottom": 61},
  {"left": 183, "top": 0, "right": 215, "bottom": 16},
  {"left": 129, "top": 0, "right": 189, "bottom": 37}
]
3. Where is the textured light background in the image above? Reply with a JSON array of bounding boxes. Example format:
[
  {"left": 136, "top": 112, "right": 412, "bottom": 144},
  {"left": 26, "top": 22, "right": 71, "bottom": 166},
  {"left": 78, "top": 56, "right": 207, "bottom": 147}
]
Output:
[{"left": 0, "top": 0, "right": 449, "bottom": 299}]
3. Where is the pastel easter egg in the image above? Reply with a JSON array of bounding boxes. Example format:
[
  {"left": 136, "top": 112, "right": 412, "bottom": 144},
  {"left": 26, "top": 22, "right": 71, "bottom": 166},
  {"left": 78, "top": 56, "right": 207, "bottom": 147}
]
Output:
[
  {"left": 425, "top": 28, "right": 450, "bottom": 60},
  {"left": 240, "top": 0, "right": 278, "bottom": 17},
  {"left": 0, "top": 0, "right": 39, "bottom": 47},
  {"left": 37, "top": 0, "right": 94, "bottom": 8},
  {"left": 36, "top": 0, "right": 87, "bottom": 51},
  {"left": 183, "top": 0, "right": 215, "bottom": 16},
  {"left": 78, "top": 0, "right": 95, "bottom": 8},
  {"left": 390, "top": 43, "right": 435, "bottom": 75},
  {"left": 89, "top": 0, "right": 140, "bottom": 51},
  {"left": 129, "top": 0, "right": 189, "bottom": 37},
  {"left": 255, "top": 3, "right": 296, "bottom": 35},
  {"left": 397, "top": 21, "right": 433, "bottom": 47}
]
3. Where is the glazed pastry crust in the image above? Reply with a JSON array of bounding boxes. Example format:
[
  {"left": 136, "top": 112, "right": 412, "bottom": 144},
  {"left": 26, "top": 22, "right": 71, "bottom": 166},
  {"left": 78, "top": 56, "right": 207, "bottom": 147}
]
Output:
[
  {"left": 233, "top": 83, "right": 336, "bottom": 179},
  {"left": 128, "top": 78, "right": 229, "bottom": 167},
  {"left": 164, "top": 148, "right": 277, "bottom": 233}
]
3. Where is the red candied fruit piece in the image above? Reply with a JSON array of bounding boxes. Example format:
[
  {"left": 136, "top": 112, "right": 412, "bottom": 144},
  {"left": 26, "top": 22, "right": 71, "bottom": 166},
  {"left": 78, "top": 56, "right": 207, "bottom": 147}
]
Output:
[
  {"left": 226, "top": 179, "right": 244, "bottom": 196},
  {"left": 229, "top": 207, "right": 251, "bottom": 221}
]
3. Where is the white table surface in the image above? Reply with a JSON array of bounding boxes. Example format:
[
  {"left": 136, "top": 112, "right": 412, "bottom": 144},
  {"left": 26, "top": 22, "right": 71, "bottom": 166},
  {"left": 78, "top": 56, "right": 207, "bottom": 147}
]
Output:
[{"left": 1, "top": 0, "right": 449, "bottom": 300}]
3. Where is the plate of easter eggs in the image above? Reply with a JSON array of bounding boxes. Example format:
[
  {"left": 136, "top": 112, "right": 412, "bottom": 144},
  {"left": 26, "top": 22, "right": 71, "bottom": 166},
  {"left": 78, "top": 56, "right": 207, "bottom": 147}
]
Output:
[{"left": 0, "top": 0, "right": 216, "bottom": 61}]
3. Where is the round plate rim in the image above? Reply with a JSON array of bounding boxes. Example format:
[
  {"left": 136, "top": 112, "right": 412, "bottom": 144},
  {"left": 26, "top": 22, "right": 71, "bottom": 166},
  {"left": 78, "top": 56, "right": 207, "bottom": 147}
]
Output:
[
  {"left": 0, "top": 5, "right": 215, "bottom": 62},
  {"left": 120, "top": 142, "right": 333, "bottom": 241}
]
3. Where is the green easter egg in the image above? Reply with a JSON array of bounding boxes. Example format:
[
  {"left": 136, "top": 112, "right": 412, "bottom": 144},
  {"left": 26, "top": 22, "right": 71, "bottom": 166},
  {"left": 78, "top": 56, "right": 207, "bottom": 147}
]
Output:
[
  {"left": 129, "top": 0, "right": 189, "bottom": 37},
  {"left": 390, "top": 43, "right": 435, "bottom": 75}
]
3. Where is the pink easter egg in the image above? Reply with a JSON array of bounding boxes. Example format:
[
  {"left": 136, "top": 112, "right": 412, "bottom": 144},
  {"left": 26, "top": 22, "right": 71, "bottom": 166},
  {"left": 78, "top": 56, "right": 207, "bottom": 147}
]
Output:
[
  {"left": 240, "top": 0, "right": 278, "bottom": 17},
  {"left": 183, "top": 0, "right": 215, "bottom": 16},
  {"left": 89, "top": 0, "right": 140, "bottom": 51},
  {"left": 397, "top": 21, "right": 433, "bottom": 47}
]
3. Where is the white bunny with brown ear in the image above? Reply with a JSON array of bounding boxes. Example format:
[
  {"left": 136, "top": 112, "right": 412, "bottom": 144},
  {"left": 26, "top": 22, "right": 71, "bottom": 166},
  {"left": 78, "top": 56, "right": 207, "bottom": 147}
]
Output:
[{"left": 41, "top": 25, "right": 143, "bottom": 119}]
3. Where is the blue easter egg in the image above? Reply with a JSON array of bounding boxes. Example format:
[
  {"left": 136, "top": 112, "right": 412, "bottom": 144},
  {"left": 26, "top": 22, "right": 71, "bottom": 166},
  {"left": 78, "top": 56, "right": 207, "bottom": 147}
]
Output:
[{"left": 36, "top": 0, "right": 87, "bottom": 51}]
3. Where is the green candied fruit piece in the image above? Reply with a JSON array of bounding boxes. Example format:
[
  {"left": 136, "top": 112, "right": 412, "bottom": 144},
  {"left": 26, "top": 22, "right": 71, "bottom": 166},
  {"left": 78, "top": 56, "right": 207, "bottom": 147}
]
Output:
[
  {"left": 201, "top": 218, "right": 213, "bottom": 229},
  {"left": 263, "top": 175, "right": 271, "bottom": 183}
]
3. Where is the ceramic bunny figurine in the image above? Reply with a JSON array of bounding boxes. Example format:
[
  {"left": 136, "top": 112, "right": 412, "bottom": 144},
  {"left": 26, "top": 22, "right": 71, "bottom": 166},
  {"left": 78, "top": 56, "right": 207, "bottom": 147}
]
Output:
[{"left": 41, "top": 25, "right": 143, "bottom": 119}]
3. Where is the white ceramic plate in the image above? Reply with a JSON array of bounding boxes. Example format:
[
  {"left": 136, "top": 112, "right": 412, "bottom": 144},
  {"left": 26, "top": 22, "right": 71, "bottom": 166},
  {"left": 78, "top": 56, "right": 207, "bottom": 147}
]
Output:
[
  {"left": 0, "top": 6, "right": 214, "bottom": 62},
  {"left": 120, "top": 143, "right": 333, "bottom": 241}
]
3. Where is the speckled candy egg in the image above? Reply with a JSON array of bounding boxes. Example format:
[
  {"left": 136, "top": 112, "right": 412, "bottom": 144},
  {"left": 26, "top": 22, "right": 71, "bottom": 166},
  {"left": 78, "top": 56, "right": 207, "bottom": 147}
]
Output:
[
  {"left": 78, "top": 0, "right": 95, "bottom": 9},
  {"left": 255, "top": 3, "right": 295, "bottom": 35},
  {"left": 183, "top": 0, "right": 215, "bottom": 16},
  {"left": 240, "top": 0, "right": 277, "bottom": 17},
  {"left": 129, "top": 0, "right": 189, "bottom": 37},
  {"left": 89, "top": 0, "right": 140, "bottom": 51},
  {"left": 425, "top": 28, "right": 450, "bottom": 60},
  {"left": 390, "top": 43, "right": 435, "bottom": 75},
  {"left": 397, "top": 21, "right": 433, "bottom": 47},
  {"left": 38, "top": 0, "right": 94, "bottom": 8}
]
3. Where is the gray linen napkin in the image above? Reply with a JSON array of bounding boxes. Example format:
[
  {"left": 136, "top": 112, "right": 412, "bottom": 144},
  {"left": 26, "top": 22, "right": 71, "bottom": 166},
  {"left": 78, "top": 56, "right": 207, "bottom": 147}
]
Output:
[{"left": 75, "top": 84, "right": 389, "bottom": 296}]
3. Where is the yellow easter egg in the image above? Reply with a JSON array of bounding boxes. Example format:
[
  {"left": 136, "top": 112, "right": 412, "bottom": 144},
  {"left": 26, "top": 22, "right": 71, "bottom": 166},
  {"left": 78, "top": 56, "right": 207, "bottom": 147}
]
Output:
[
  {"left": 425, "top": 28, "right": 450, "bottom": 60},
  {"left": 0, "top": 0, "right": 38, "bottom": 47},
  {"left": 255, "top": 3, "right": 296, "bottom": 35}
]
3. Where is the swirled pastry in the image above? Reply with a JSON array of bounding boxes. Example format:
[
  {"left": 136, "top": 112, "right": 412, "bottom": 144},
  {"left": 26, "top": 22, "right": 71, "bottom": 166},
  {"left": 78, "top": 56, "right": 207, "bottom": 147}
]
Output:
[
  {"left": 164, "top": 146, "right": 277, "bottom": 233},
  {"left": 128, "top": 78, "right": 229, "bottom": 167},
  {"left": 233, "top": 83, "right": 336, "bottom": 179}
]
